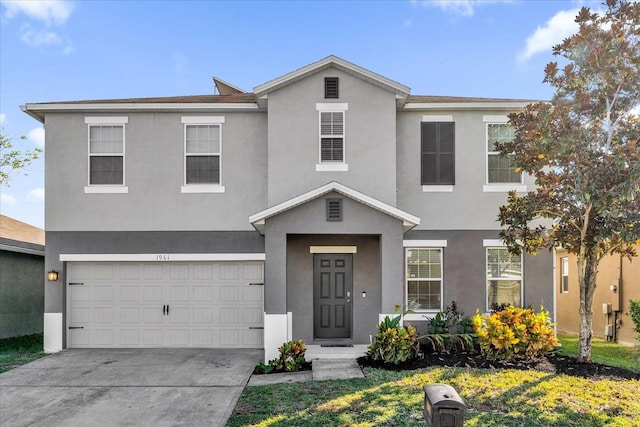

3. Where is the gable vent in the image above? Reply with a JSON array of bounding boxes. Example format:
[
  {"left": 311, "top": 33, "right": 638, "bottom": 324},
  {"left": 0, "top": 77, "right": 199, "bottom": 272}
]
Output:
[
  {"left": 325, "top": 77, "right": 339, "bottom": 99},
  {"left": 326, "top": 198, "right": 343, "bottom": 221}
]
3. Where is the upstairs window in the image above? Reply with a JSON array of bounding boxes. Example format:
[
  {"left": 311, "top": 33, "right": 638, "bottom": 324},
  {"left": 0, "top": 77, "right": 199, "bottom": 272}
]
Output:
[
  {"left": 487, "top": 123, "right": 521, "bottom": 184},
  {"left": 324, "top": 77, "right": 339, "bottom": 98},
  {"left": 421, "top": 121, "right": 455, "bottom": 185},
  {"left": 85, "top": 117, "right": 128, "bottom": 193},
  {"left": 320, "top": 111, "right": 344, "bottom": 162},
  {"left": 181, "top": 116, "right": 225, "bottom": 193}
]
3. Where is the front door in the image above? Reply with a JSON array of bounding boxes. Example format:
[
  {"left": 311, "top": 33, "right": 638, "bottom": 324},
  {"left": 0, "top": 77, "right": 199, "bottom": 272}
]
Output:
[{"left": 313, "top": 254, "right": 352, "bottom": 339}]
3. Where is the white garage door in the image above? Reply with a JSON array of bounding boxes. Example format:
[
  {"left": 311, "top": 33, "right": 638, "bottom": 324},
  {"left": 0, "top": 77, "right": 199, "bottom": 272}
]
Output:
[{"left": 67, "top": 261, "right": 264, "bottom": 348}]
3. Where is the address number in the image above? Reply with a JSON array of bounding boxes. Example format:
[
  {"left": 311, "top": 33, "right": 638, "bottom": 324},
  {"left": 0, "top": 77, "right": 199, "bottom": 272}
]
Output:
[{"left": 156, "top": 254, "right": 170, "bottom": 261}]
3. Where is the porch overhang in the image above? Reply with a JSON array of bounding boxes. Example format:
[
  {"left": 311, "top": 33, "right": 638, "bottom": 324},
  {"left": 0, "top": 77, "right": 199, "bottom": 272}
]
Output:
[{"left": 248, "top": 181, "right": 420, "bottom": 234}]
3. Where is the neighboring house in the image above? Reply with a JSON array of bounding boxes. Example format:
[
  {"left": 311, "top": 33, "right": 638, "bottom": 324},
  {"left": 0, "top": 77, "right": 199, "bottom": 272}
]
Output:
[
  {"left": 0, "top": 215, "right": 45, "bottom": 339},
  {"left": 556, "top": 248, "right": 640, "bottom": 345},
  {"left": 22, "top": 56, "right": 554, "bottom": 359}
]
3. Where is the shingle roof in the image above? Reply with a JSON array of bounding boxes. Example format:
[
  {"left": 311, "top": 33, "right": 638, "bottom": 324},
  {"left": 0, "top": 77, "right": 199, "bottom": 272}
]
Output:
[
  {"left": 406, "top": 95, "right": 540, "bottom": 103},
  {"left": 0, "top": 215, "right": 45, "bottom": 246},
  {"left": 34, "top": 93, "right": 257, "bottom": 105}
]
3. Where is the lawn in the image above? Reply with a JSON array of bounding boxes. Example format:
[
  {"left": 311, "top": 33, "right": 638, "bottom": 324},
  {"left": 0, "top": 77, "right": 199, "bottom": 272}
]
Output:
[
  {"left": 556, "top": 333, "right": 640, "bottom": 372},
  {"left": 228, "top": 335, "right": 640, "bottom": 426},
  {"left": 0, "top": 333, "right": 46, "bottom": 373}
]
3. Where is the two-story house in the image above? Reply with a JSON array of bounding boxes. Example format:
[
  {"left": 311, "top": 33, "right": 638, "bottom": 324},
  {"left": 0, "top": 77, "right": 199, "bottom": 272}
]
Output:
[{"left": 22, "top": 56, "right": 554, "bottom": 360}]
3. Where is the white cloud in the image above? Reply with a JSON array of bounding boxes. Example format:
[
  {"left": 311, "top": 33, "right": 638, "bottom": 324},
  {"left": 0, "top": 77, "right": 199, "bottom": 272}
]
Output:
[
  {"left": 26, "top": 188, "right": 45, "bottom": 203},
  {"left": 0, "top": 113, "right": 6, "bottom": 126},
  {"left": 413, "top": 0, "right": 511, "bottom": 17},
  {"left": 2, "top": 0, "right": 74, "bottom": 26},
  {"left": 518, "top": 8, "right": 580, "bottom": 62},
  {"left": 20, "top": 24, "right": 61, "bottom": 46},
  {"left": 1, "top": 193, "right": 18, "bottom": 206},
  {"left": 27, "top": 127, "right": 45, "bottom": 147}
]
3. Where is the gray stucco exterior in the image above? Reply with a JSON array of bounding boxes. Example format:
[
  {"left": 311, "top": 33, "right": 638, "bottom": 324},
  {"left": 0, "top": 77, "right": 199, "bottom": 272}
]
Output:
[{"left": 22, "top": 56, "right": 555, "bottom": 354}]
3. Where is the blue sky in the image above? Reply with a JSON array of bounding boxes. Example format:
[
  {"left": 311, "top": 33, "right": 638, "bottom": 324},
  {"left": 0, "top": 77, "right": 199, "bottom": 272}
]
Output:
[{"left": 0, "top": 0, "right": 601, "bottom": 228}]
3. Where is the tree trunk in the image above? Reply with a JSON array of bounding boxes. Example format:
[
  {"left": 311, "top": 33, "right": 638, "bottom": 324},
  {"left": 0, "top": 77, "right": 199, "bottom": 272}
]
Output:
[{"left": 577, "top": 246, "right": 599, "bottom": 363}]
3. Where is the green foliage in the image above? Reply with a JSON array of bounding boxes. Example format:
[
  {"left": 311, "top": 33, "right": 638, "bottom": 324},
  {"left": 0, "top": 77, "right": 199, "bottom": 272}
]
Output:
[
  {"left": 368, "top": 313, "right": 419, "bottom": 364},
  {"left": 628, "top": 300, "right": 640, "bottom": 342},
  {"left": 0, "top": 333, "right": 46, "bottom": 373},
  {"left": 495, "top": 1, "right": 640, "bottom": 362},
  {"left": 262, "top": 340, "right": 307, "bottom": 373},
  {"left": 473, "top": 306, "right": 558, "bottom": 360},
  {"left": 0, "top": 132, "right": 42, "bottom": 187},
  {"left": 418, "top": 302, "right": 477, "bottom": 353}
]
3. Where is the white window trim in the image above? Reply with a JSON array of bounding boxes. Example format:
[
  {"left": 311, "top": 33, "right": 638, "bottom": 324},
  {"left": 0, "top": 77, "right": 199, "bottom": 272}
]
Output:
[
  {"left": 485, "top": 247, "right": 524, "bottom": 312},
  {"left": 422, "top": 115, "right": 453, "bottom": 122},
  {"left": 422, "top": 185, "right": 454, "bottom": 193},
  {"left": 181, "top": 116, "right": 225, "bottom": 193},
  {"left": 484, "top": 118, "right": 523, "bottom": 190},
  {"left": 84, "top": 117, "right": 128, "bottom": 193},
  {"left": 316, "top": 103, "right": 348, "bottom": 170},
  {"left": 405, "top": 246, "right": 444, "bottom": 314},
  {"left": 561, "top": 256, "right": 569, "bottom": 293}
]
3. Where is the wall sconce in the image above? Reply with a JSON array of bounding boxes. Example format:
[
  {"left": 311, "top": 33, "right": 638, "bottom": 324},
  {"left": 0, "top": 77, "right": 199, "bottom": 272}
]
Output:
[
  {"left": 47, "top": 270, "right": 59, "bottom": 282},
  {"left": 610, "top": 284, "right": 617, "bottom": 293},
  {"left": 362, "top": 291, "right": 367, "bottom": 298}
]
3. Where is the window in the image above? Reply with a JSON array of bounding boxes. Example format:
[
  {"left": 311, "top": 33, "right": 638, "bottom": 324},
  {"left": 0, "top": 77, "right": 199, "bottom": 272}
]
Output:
[
  {"left": 561, "top": 257, "right": 569, "bottom": 293},
  {"left": 85, "top": 117, "right": 128, "bottom": 193},
  {"left": 316, "top": 103, "right": 348, "bottom": 171},
  {"left": 486, "top": 248, "right": 522, "bottom": 311},
  {"left": 487, "top": 123, "right": 521, "bottom": 184},
  {"left": 181, "top": 116, "right": 225, "bottom": 193},
  {"left": 406, "top": 248, "right": 442, "bottom": 311},
  {"left": 325, "top": 77, "right": 339, "bottom": 98},
  {"left": 421, "top": 122, "right": 455, "bottom": 185}
]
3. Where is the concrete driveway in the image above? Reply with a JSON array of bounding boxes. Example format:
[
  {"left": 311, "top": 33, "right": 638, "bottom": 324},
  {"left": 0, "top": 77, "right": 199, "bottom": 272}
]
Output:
[{"left": 0, "top": 348, "right": 262, "bottom": 427}]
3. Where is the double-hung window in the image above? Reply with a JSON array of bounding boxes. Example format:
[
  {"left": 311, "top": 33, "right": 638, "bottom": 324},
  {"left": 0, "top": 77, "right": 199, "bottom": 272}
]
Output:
[
  {"left": 406, "top": 247, "right": 443, "bottom": 311},
  {"left": 561, "top": 257, "right": 569, "bottom": 293},
  {"left": 316, "top": 103, "right": 348, "bottom": 171},
  {"left": 421, "top": 116, "right": 455, "bottom": 191},
  {"left": 486, "top": 247, "right": 522, "bottom": 311},
  {"left": 483, "top": 116, "right": 525, "bottom": 192},
  {"left": 181, "top": 116, "right": 225, "bottom": 193},
  {"left": 85, "top": 117, "right": 128, "bottom": 193}
]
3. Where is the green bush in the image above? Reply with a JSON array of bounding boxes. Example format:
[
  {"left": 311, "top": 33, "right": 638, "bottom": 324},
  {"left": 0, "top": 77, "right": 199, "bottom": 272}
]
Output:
[
  {"left": 420, "top": 302, "right": 477, "bottom": 353},
  {"left": 628, "top": 300, "right": 640, "bottom": 342},
  {"left": 259, "top": 340, "right": 307, "bottom": 373},
  {"left": 473, "top": 305, "right": 558, "bottom": 360},
  {"left": 368, "top": 313, "right": 419, "bottom": 364}
]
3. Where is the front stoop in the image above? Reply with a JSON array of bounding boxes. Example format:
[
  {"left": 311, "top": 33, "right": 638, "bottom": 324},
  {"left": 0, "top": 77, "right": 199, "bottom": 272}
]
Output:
[
  {"left": 246, "top": 359, "right": 364, "bottom": 386},
  {"left": 305, "top": 344, "right": 369, "bottom": 360}
]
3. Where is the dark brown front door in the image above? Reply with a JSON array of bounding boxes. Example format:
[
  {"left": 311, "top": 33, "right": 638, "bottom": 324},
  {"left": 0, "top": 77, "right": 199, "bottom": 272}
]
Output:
[{"left": 313, "top": 254, "right": 352, "bottom": 339}]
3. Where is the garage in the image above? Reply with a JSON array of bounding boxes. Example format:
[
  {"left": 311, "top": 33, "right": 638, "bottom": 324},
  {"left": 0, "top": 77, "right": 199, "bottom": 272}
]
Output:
[{"left": 66, "top": 261, "right": 264, "bottom": 348}]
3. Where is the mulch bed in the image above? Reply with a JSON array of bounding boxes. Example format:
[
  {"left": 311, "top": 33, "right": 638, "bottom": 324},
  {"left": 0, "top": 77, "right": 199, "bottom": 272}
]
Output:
[{"left": 358, "top": 351, "right": 640, "bottom": 381}]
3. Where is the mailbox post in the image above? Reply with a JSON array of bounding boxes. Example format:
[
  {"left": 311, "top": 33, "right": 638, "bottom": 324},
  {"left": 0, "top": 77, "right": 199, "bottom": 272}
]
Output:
[{"left": 423, "top": 383, "right": 466, "bottom": 427}]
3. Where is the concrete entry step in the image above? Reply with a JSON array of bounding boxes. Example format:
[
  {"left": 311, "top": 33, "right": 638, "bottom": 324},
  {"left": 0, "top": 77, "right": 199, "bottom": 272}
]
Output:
[
  {"left": 305, "top": 344, "right": 368, "bottom": 360},
  {"left": 312, "top": 359, "right": 364, "bottom": 381}
]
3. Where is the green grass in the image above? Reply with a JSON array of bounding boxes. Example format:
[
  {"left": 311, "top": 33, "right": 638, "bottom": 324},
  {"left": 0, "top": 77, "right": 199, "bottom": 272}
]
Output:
[
  {"left": 557, "top": 333, "right": 640, "bottom": 372},
  {"left": 228, "top": 367, "right": 640, "bottom": 427},
  {"left": 0, "top": 333, "right": 46, "bottom": 373}
]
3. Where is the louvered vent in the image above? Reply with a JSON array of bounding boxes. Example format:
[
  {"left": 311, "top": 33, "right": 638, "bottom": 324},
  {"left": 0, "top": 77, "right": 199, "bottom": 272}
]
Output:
[
  {"left": 326, "top": 198, "right": 343, "bottom": 221},
  {"left": 325, "top": 77, "right": 339, "bottom": 98}
]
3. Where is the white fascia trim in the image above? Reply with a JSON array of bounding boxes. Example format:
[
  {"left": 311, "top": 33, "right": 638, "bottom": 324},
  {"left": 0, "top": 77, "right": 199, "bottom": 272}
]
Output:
[
  {"left": 181, "top": 116, "right": 225, "bottom": 124},
  {"left": 85, "top": 116, "right": 128, "bottom": 124},
  {"left": 316, "top": 163, "right": 348, "bottom": 172},
  {"left": 483, "top": 184, "right": 527, "bottom": 193},
  {"left": 316, "top": 103, "right": 348, "bottom": 111},
  {"left": 310, "top": 246, "right": 358, "bottom": 253},
  {"left": 60, "top": 253, "right": 266, "bottom": 262},
  {"left": 28, "top": 103, "right": 258, "bottom": 112},
  {"left": 483, "top": 239, "right": 505, "bottom": 247},
  {"left": 422, "top": 185, "right": 453, "bottom": 192},
  {"left": 84, "top": 186, "right": 129, "bottom": 194},
  {"left": 0, "top": 244, "right": 45, "bottom": 256},
  {"left": 403, "top": 240, "right": 447, "bottom": 247},
  {"left": 248, "top": 181, "right": 420, "bottom": 233},
  {"left": 483, "top": 115, "right": 509, "bottom": 123},
  {"left": 422, "top": 115, "right": 453, "bottom": 122},
  {"left": 404, "top": 102, "right": 530, "bottom": 110},
  {"left": 181, "top": 185, "right": 225, "bottom": 193}
]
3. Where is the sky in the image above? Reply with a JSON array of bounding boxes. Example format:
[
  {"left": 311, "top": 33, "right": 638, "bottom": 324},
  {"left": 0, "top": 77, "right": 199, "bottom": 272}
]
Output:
[{"left": 0, "top": 0, "right": 605, "bottom": 229}]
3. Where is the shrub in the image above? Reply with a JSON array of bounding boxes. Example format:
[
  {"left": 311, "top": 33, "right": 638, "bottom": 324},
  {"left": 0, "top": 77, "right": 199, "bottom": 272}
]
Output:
[
  {"left": 419, "top": 301, "right": 477, "bottom": 354},
  {"left": 473, "top": 305, "right": 558, "bottom": 360},
  {"left": 259, "top": 340, "right": 307, "bottom": 373},
  {"left": 628, "top": 300, "right": 640, "bottom": 342},
  {"left": 368, "top": 313, "right": 419, "bottom": 364}
]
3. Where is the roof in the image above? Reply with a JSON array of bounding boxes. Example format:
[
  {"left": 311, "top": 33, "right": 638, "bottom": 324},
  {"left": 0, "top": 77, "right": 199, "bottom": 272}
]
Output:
[
  {"left": 248, "top": 181, "right": 420, "bottom": 234},
  {"left": 0, "top": 215, "right": 44, "bottom": 245}
]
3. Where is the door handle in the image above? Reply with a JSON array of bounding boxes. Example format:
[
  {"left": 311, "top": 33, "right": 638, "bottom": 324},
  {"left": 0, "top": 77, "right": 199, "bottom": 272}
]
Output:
[
  {"left": 167, "top": 305, "right": 170, "bottom": 315},
  {"left": 163, "top": 305, "right": 166, "bottom": 315}
]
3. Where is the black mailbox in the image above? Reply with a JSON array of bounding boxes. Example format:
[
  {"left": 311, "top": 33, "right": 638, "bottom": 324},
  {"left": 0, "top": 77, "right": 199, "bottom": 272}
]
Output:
[{"left": 423, "top": 383, "right": 466, "bottom": 427}]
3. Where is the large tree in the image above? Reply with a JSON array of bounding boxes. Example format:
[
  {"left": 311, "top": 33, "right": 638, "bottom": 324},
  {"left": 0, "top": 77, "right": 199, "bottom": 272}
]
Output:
[
  {"left": 0, "top": 132, "right": 42, "bottom": 186},
  {"left": 497, "top": 0, "right": 640, "bottom": 363}
]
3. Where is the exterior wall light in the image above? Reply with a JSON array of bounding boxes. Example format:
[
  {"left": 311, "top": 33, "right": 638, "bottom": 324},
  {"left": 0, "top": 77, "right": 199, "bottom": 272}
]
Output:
[{"left": 47, "top": 270, "right": 59, "bottom": 281}]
